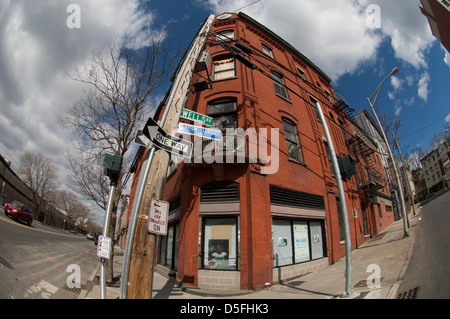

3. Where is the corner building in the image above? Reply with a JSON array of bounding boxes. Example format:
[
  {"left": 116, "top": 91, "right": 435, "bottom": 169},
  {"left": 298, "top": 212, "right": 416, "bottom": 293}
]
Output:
[{"left": 127, "top": 12, "right": 394, "bottom": 290}]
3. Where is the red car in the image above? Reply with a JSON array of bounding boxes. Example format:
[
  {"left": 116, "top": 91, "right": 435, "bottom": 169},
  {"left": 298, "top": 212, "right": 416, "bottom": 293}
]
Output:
[{"left": 4, "top": 201, "right": 33, "bottom": 226}]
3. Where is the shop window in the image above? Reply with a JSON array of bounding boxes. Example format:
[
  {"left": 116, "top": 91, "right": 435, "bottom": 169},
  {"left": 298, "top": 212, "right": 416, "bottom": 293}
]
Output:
[
  {"left": 202, "top": 217, "right": 238, "bottom": 270},
  {"left": 272, "top": 219, "right": 325, "bottom": 267},
  {"left": 158, "top": 223, "right": 179, "bottom": 269}
]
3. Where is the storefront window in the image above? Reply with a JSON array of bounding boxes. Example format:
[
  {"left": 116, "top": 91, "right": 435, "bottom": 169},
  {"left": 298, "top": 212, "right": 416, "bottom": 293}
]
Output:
[
  {"left": 273, "top": 219, "right": 325, "bottom": 267},
  {"left": 203, "top": 217, "right": 237, "bottom": 270}
]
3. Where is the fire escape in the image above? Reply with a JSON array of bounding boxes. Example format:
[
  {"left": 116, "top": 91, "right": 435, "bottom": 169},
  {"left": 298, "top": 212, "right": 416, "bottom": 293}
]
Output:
[{"left": 333, "top": 92, "right": 385, "bottom": 193}]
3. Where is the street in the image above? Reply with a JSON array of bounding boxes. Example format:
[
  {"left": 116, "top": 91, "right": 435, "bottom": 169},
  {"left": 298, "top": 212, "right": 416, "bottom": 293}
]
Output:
[
  {"left": 0, "top": 207, "right": 99, "bottom": 299},
  {"left": 398, "top": 190, "right": 450, "bottom": 298}
]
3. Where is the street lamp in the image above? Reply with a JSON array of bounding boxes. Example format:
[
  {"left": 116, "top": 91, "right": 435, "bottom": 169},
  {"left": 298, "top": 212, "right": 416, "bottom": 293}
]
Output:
[{"left": 367, "top": 67, "right": 409, "bottom": 238}]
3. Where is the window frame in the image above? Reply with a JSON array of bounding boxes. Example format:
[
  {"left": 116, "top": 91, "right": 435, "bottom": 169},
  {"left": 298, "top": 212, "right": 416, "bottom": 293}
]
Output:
[
  {"left": 282, "top": 118, "right": 303, "bottom": 163},
  {"left": 272, "top": 71, "right": 289, "bottom": 100},
  {"left": 212, "top": 57, "right": 236, "bottom": 81}
]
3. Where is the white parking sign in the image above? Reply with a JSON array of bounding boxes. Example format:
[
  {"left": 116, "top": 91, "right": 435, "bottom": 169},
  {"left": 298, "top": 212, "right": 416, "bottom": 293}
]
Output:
[{"left": 147, "top": 199, "right": 169, "bottom": 236}]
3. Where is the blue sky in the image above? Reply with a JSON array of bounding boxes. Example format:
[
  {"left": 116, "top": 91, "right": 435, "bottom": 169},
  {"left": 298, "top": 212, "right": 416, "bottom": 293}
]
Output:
[{"left": 0, "top": 0, "right": 449, "bottom": 220}]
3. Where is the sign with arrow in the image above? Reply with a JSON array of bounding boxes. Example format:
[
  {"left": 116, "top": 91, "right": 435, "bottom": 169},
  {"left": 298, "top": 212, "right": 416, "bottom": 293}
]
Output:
[{"left": 142, "top": 117, "right": 193, "bottom": 158}]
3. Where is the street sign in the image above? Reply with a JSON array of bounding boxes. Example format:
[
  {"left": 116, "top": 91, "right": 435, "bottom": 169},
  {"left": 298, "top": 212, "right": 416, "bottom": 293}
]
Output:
[
  {"left": 97, "top": 235, "right": 112, "bottom": 259},
  {"left": 177, "top": 122, "right": 222, "bottom": 140},
  {"left": 181, "top": 108, "right": 213, "bottom": 127},
  {"left": 147, "top": 199, "right": 169, "bottom": 236},
  {"left": 142, "top": 117, "right": 193, "bottom": 158}
]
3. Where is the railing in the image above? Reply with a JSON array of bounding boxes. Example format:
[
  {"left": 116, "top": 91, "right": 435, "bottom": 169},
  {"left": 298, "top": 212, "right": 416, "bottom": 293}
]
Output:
[{"left": 360, "top": 167, "right": 385, "bottom": 191}]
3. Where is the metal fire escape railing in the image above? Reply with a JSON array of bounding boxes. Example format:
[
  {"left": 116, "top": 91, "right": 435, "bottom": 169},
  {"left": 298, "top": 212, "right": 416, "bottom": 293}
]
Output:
[{"left": 332, "top": 91, "right": 385, "bottom": 192}]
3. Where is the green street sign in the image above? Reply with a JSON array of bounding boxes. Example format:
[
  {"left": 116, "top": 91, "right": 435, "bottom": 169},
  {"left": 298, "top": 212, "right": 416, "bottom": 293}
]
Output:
[{"left": 181, "top": 108, "right": 213, "bottom": 127}]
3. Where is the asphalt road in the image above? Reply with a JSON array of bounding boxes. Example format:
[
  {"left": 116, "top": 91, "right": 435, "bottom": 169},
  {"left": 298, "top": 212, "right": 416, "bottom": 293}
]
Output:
[
  {"left": 0, "top": 208, "right": 99, "bottom": 299},
  {"left": 398, "top": 190, "right": 450, "bottom": 299}
]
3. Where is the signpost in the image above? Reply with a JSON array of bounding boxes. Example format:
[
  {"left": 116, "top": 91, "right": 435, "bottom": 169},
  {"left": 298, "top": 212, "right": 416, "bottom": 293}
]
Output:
[
  {"left": 142, "top": 117, "right": 193, "bottom": 158},
  {"left": 181, "top": 108, "right": 213, "bottom": 126},
  {"left": 147, "top": 199, "right": 169, "bottom": 236},
  {"left": 177, "top": 122, "right": 222, "bottom": 140}
]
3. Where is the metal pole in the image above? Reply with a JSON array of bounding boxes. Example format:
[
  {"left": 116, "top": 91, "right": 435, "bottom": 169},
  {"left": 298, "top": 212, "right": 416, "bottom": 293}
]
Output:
[
  {"left": 316, "top": 101, "right": 353, "bottom": 297},
  {"left": 368, "top": 99, "right": 409, "bottom": 238},
  {"left": 100, "top": 183, "right": 116, "bottom": 299}
]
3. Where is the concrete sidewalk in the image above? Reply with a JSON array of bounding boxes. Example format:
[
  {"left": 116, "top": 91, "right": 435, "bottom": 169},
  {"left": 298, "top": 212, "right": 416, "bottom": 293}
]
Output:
[{"left": 82, "top": 210, "right": 420, "bottom": 299}]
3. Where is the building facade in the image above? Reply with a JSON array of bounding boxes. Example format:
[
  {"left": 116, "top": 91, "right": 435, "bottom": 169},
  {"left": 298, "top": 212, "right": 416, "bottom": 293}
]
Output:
[
  {"left": 420, "top": 139, "right": 450, "bottom": 193},
  {"left": 126, "top": 12, "right": 394, "bottom": 291},
  {"left": 420, "top": 0, "right": 450, "bottom": 53}
]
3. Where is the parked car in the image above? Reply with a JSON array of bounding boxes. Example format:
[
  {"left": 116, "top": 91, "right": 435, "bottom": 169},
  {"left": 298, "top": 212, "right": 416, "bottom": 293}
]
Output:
[
  {"left": 4, "top": 201, "right": 33, "bottom": 226},
  {"left": 86, "top": 232, "right": 94, "bottom": 240}
]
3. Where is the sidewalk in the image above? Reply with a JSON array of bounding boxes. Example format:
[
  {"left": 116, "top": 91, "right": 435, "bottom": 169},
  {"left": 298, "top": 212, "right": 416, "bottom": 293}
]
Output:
[{"left": 82, "top": 210, "right": 420, "bottom": 299}]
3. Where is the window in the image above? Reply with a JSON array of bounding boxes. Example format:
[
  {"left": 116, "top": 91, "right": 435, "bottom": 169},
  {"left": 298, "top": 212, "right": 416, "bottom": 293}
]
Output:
[
  {"left": 158, "top": 223, "right": 179, "bottom": 269},
  {"left": 262, "top": 44, "right": 274, "bottom": 58},
  {"left": 212, "top": 57, "right": 235, "bottom": 81},
  {"left": 272, "top": 219, "right": 325, "bottom": 267},
  {"left": 203, "top": 217, "right": 238, "bottom": 270},
  {"left": 272, "top": 71, "right": 289, "bottom": 99},
  {"left": 207, "top": 99, "right": 238, "bottom": 131},
  {"left": 309, "top": 96, "right": 321, "bottom": 120},
  {"left": 324, "top": 142, "right": 335, "bottom": 175},
  {"left": 282, "top": 118, "right": 303, "bottom": 162},
  {"left": 296, "top": 67, "right": 306, "bottom": 80},
  {"left": 216, "top": 30, "right": 234, "bottom": 41},
  {"left": 336, "top": 198, "right": 346, "bottom": 242}
]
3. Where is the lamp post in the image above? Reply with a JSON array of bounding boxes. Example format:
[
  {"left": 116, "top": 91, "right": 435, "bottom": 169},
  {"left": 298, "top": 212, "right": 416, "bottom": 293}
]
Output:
[{"left": 367, "top": 67, "right": 409, "bottom": 238}]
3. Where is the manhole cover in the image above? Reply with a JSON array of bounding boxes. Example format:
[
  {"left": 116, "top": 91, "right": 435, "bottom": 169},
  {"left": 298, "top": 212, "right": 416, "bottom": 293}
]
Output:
[{"left": 397, "top": 286, "right": 419, "bottom": 299}]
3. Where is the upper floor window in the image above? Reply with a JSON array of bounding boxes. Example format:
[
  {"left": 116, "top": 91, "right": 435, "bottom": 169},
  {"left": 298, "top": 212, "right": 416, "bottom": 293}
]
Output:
[
  {"left": 296, "top": 67, "right": 306, "bottom": 81},
  {"left": 309, "top": 96, "right": 321, "bottom": 121},
  {"left": 212, "top": 57, "right": 235, "bottom": 81},
  {"left": 207, "top": 99, "right": 238, "bottom": 131},
  {"left": 272, "top": 71, "right": 289, "bottom": 100},
  {"left": 282, "top": 118, "right": 303, "bottom": 162},
  {"left": 216, "top": 30, "right": 234, "bottom": 42},
  {"left": 262, "top": 44, "right": 274, "bottom": 58}
]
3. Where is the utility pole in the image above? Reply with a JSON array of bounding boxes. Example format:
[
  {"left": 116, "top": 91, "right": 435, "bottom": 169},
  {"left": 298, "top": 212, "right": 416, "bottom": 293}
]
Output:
[
  {"left": 123, "top": 15, "right": 215, "bottom": 299},
  {"left": 393, "top": 132, "right": 416, "bottom": 217}
]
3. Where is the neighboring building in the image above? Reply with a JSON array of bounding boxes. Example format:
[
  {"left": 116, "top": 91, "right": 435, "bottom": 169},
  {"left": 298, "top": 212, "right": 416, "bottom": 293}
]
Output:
[
  {"left": 420, "top": 139, "right": 450, "bottom": 193},
  {"left": 127, "top": 12, "right": 394, "bottom": 291},
  {"left": 420, "top": 0, "right": 450, "bottom": 52}
]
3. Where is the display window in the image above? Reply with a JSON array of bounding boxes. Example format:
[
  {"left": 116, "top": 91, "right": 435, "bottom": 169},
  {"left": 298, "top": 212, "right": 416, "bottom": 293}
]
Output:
[
  {"left": 272, "top": 218, "right": 325, "bottom": 267},
  {"left": 202, "top": 217, "right": 238, "bottom": 270}
]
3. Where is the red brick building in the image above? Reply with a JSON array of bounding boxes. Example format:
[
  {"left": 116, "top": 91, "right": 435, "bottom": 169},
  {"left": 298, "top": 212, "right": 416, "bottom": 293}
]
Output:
[{"left": 126, "top": 12, "right": 394, "bottom": 291}]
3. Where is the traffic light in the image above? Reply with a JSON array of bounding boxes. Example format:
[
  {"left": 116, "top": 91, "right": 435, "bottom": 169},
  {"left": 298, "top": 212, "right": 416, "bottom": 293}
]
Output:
[{"left": 338, "top": 154, "right": 356, "bottom": 181}]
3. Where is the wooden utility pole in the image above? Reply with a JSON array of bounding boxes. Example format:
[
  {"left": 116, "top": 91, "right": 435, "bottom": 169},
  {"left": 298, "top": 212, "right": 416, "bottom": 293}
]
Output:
[
  {"left": 125, "top": 15, "right": 215, "bottom": 299},
  {"left": 393, "top": 132, "right": 416, "bottom": 216}
]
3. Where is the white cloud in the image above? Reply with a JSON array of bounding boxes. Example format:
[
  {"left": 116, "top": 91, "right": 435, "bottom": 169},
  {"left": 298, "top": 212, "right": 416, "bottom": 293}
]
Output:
[
  {"left": 0, "top": 0, "right": 156, "bottom": 196},
  {"left": 200, "top": 0, "right": 437, "bottom": 79},
  {"left": 445, "top": 113, "right": 450, "bottom": 126},
  {"left": 417, "top": 71, "right": 430, "bottom": 102},
  {"left": 199, "top": 0, "right": 382, "bottom": 80}
]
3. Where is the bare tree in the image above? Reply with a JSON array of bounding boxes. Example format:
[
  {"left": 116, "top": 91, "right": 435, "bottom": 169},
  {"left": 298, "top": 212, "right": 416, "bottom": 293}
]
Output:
[
  {"left": 18, "top": 152, "right": 58, "bottom": 221},
  {"left": 65, "top": 31, "right": 180, "bottom": 283}
]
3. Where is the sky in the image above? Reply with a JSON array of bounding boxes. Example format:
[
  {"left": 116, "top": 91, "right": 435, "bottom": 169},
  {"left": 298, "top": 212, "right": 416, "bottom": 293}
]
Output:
[{"left": 1, "top": 0, "right": 449, "bottom": 221}]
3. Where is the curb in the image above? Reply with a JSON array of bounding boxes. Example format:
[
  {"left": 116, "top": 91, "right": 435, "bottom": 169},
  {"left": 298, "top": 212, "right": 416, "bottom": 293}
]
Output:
[{"left": 78, "top": 262, "right": 100, "bottom": 299}]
